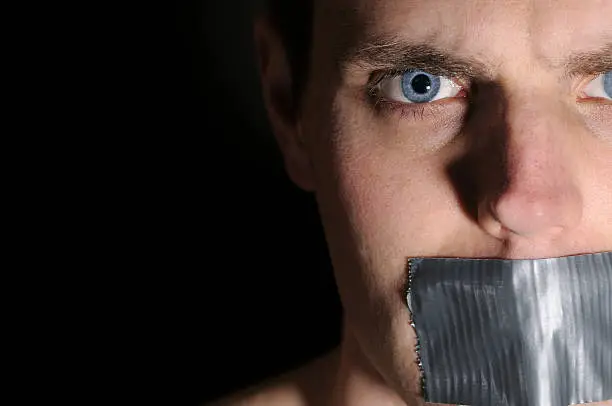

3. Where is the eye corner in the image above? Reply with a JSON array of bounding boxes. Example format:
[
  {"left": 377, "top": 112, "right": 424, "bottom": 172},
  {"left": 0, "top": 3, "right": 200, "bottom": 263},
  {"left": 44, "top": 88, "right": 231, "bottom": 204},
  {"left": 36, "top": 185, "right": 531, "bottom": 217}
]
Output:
[{"left": 579, "top": 70, "right": 612, "bottom": 101}]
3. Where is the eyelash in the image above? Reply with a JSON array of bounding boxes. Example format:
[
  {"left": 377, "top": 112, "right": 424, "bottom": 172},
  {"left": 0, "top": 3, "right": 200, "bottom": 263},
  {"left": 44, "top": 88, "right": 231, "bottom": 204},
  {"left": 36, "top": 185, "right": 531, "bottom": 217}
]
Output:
[{"left": 369, "top": 96, "right": 435, "bottom": 121}]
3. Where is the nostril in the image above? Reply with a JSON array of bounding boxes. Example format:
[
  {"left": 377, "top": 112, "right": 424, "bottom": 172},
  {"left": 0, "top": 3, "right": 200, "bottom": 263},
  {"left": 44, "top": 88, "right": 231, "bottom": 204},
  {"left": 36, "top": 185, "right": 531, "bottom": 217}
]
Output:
[{"left": 478, "top": 199, "right": 509, "bottom": 240}]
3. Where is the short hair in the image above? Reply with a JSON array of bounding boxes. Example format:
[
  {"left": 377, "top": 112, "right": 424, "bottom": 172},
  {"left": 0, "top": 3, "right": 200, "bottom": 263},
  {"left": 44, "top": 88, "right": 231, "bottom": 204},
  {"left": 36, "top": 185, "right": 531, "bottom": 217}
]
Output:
[{"left": 268, "top": 0, "right": 314, "bottom": 105}]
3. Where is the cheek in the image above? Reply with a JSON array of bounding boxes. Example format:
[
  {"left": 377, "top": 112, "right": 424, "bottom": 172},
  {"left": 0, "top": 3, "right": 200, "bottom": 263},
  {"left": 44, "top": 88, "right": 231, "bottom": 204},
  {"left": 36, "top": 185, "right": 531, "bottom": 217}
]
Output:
[
  {"left": 320, "top": 93, "right": 471, "bottom": 260},
  {"left": 333, "top": 139, "right": 460, "bottom": 258},
  {"left": 580, "top": 139, "right": 612, "bottom": 237},
  {"left": 580, "top": 104, "right": 612, "bottom": 141}
]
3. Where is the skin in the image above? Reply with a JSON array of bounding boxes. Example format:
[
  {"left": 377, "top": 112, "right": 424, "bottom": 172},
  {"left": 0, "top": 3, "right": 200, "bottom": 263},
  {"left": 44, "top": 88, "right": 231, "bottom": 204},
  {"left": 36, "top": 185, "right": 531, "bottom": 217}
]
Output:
[{"left": 221, "top": 0, "right": 612, "bottom": 405}]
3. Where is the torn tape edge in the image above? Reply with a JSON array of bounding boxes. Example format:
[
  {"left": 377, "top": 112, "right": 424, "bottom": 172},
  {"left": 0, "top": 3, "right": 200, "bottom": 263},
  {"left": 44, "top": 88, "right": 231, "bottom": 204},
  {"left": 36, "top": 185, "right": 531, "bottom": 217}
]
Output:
[{"left": 406, "top": 257, "right": 428, "bottom": 402}]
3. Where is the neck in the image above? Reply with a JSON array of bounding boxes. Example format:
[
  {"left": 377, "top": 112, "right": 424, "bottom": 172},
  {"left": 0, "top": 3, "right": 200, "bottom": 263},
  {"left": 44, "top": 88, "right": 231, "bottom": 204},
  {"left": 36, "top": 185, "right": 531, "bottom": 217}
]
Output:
[{"left": 330, "top": 327, "right": 412, "bottom": 406}]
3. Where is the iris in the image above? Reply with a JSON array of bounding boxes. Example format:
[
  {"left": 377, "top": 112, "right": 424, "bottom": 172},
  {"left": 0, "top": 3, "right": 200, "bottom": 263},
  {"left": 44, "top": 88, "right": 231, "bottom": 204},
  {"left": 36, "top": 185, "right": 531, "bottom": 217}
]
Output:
[
  {"left": 604, "top": 71, "right": 611, "bottom": 98},
  {"left": 401, "top": 70, "right": 441, "bottom": 103}
]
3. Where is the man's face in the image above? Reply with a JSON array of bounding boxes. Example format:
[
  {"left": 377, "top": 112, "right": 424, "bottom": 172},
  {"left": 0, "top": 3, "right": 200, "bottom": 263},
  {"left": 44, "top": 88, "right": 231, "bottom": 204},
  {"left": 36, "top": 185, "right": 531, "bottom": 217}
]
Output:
[{"left": 268, "top": 0, "right": 611, "bottom": 403}]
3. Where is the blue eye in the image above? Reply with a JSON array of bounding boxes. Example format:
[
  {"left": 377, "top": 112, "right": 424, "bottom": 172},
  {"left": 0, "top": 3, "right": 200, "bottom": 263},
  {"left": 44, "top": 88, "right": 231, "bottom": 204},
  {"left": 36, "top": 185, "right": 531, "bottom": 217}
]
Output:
[
  {"left": 605, "top": 71, "right": 611, "bottom": 98},
  {"left": 378, "top": 69, "right": 463, "bottom": 104},
  {"left": 401, "top": 70, "right": 441, "bottom": 103}
]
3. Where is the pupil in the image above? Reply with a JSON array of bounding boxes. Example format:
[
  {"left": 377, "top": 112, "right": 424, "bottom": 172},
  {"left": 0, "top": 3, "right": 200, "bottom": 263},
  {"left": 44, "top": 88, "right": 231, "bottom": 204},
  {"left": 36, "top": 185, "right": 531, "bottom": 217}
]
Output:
[{"left": 411, "top": 74, "right": 432, "bottom": 94}]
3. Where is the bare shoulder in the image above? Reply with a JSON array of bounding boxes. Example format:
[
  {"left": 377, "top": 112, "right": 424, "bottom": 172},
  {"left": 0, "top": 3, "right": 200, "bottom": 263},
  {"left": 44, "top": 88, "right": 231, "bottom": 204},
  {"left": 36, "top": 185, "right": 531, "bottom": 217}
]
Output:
[
  {"left": 207, "top": 379, "right": 304, "bottom": 406},
  {"left": 207, "top": 349, "right": 339, "bottom": 406}
]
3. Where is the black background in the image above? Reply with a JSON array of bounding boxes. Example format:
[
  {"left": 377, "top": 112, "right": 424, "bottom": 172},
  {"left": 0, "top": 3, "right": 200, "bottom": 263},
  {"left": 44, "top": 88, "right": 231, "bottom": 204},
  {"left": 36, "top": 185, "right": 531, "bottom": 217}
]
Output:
[{"left": 165, "top": 2, "right": 342, "bottom": 404}]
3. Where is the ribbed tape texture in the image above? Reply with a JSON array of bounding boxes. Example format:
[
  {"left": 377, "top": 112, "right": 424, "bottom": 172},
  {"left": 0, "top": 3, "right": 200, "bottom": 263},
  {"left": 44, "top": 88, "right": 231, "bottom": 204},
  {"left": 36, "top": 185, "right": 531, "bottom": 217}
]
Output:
[{"left": 408, "top": 252, "right": 612, "bottom": 406}]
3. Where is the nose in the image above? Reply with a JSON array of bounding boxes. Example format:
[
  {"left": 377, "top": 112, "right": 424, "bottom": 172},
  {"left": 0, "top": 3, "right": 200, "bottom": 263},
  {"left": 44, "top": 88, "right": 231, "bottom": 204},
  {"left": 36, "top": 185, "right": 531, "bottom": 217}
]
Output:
[{"left": 478, "top": 99, "right": 583, "bottom": 240}]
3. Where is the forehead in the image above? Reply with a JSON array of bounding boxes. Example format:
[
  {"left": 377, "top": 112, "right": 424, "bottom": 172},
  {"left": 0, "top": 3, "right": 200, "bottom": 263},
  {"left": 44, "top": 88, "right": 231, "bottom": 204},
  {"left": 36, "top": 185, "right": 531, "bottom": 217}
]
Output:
[{"left": 315, "top": 0, "right": 612, "bottom": 66}]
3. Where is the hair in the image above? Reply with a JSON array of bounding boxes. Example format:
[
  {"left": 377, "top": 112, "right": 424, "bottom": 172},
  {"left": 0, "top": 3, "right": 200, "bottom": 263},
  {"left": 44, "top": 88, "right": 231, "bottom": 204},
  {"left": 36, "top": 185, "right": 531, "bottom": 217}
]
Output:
[{"left": 268, "top": 0, "right": 314, "bottom": 104}]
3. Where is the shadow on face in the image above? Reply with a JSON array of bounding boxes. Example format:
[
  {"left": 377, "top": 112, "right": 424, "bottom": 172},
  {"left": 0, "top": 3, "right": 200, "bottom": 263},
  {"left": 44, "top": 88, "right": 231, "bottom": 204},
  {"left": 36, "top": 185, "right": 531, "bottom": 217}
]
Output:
[{"left": 447, "top": 81, "right": 509, "bottom": 224}]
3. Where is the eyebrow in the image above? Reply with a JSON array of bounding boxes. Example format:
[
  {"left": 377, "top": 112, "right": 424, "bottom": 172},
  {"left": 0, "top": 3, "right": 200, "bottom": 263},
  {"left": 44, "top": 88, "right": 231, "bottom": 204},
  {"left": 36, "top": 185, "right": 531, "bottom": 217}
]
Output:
[
  {"left": 343, "top": 37, "right": 612, "bottom": 79},
  {"left": 342, "top": 38, "right": 492, "bottom": 80},
  {"left": 564, "top": 43, "right": 612, "bottom": 76}
]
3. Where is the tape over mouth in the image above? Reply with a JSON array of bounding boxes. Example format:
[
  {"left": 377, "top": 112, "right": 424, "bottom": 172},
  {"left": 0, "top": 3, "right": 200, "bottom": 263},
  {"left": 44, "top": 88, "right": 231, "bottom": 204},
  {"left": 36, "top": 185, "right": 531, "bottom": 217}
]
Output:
[{"left": 406, "top": 252, "right": 612, "bottom": 406}]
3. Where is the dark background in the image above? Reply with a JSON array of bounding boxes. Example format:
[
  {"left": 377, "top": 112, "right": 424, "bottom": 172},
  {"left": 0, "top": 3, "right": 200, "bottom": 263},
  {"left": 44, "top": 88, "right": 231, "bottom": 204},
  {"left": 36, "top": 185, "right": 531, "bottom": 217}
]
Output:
[{"left": 167, "top": 2, "right": 343, "bottom": 404}]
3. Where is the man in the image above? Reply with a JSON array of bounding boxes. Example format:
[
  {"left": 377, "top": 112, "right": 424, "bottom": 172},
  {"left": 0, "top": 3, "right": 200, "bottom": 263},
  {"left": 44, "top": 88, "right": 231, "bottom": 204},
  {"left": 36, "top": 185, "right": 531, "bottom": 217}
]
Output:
[{"left": 216, "top": 0, "right": 612, "bottom": 404}]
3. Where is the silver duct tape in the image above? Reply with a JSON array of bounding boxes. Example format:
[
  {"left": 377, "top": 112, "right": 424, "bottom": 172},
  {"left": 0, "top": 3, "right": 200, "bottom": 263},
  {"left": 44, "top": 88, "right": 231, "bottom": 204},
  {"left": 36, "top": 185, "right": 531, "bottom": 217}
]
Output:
[{"left": 406, "top": 252, "right": 612, "bottom": 406}]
